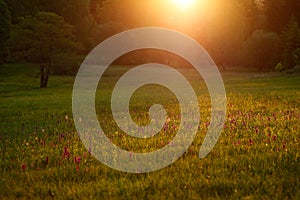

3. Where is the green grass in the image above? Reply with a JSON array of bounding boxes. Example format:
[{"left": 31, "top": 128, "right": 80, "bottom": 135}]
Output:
[{"left": 0, "top": 63, "right": 299, "bottom": 199}]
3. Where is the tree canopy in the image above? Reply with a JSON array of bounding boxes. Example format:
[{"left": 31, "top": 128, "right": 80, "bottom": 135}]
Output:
[
  {"left": 0, "top": 0, "right": 11, "bottom": 63},
  {"left": 11, "top": 12, "right": 80, "bottom": 88},
  {"left": 280, "top": 16, "right": 300, "bottom": 69}
]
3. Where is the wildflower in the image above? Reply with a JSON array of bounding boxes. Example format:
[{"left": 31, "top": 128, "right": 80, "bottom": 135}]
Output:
[
  {"left": 205, "top": 122, "right": 210, "bottom": 127},
  {"left": 63, "top": 146, "right": 70, "bottom": 159},
  {"left": 163, "top": 123, "right": 168, "bottom": 131},
  {"left": 22, "top": 163, "right": 26, "bottom": 171},
  {"left": 77, "top": 156, "right": 81, "bottom": 164},
  {"left": 255, "top": 127, "right": 259, "bottom": 134},
  {"left": 249, "top": 139, "right": 253, "bottom": 146},
  {"left": 74, "top": 156, "right": 81, "bottom": 164},
  {"left": 230, "top": 119, "right": 236, "bottom": 126},
  {"left": 233, "top": 140, "right": 241, "bottom": 146}
]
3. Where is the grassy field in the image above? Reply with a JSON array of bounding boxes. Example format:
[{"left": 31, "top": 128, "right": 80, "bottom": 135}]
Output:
[{"left": 0, "top": 63, "right": 299, "bottom": 199}]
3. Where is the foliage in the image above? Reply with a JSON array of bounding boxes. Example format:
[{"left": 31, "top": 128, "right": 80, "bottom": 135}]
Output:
[
  {"left": 280, "top": 16, "right": 300, "bottom": 69},
  {"left": 275, "top": 62, "right": 286, "bottom": 72},
  {"left": 240, "top": 30, "right": 280, "bottom": 70},
  {"left": 286, "top": 65, "right": 300, "bottom": 74},
  {"left": 10, "top": 12, "right": 81, "bottom": 87},
  {"left": 263, "top": 0, "right": 300, "bottom": 32},
  {"left": 89, "top": 0, "right": 106, "bottom": 23},
  {"left": 38, "top": 0, "right": 101, "bottom": 52},
  {"left": 0, "top": 0, "right": 11, "bottom": 63},
  {"left": 4, "top": 0, "right": 300, "bottom": 71},
  {"left": 51, "top": 54, "right": 84, "bottom": 75},
  {"left": 4, "top": 0, "right": 39, "bottom": 23},
  {"left": 203, "top": 0, "right": 246, "bottom": 69}
]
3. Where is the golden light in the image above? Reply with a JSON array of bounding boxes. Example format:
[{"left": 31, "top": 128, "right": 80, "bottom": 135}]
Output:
[{"left": 172, "top": 0, "right": 195, "bottom": 9}]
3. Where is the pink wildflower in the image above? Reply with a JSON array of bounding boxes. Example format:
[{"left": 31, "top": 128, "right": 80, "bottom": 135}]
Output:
[{"left": 22, "top": 163, "right": 26, "bottom": 171}]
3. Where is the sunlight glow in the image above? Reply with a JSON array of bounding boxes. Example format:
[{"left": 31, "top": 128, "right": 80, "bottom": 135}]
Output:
[{"left": 173, "top": 0, "right": 195, "bottom": 9}]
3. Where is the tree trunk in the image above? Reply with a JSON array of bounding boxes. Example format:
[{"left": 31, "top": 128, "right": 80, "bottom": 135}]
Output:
[
  {"left": 44, "top": 59, "right": 51, "bottom": 88},
  {"left": 40, "top": 59, "right": 51, "bottom": 88},
  {"left": 40, "top": 65, "right": 46, "bottom": 88}
]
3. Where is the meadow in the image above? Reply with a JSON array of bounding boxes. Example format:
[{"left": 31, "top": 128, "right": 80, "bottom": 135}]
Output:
[{"left": 0, "top": 64, "right": 299, "bottom": 199}]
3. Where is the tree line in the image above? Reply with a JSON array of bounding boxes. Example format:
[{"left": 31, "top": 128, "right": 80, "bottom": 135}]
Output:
[{"left": 0, "top": 0, "right": 300, "bottom": 87}]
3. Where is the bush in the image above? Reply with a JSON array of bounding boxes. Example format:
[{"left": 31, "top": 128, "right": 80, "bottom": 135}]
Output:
[
  {"left": 286, "top": 65, "right": 300, "bottom": 74},
  {"left": 275, "top": 62, "right": 285, "bottom": 72},
  {"left": 292, "top": 48, "right": 300, "bottom": 66}
]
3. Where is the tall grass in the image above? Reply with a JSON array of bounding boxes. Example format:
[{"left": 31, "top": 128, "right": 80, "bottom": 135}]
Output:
[{"left": 0, "top": 64, "right": 299, "bottom": 199}]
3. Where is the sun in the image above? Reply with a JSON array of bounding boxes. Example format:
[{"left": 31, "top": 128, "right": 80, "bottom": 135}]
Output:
[{"left": 173, "top": 0, "right": 195, "bottom": 9}]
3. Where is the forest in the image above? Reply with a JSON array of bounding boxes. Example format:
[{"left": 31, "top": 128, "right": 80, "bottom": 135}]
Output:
[{"left": 1, "top": 0, "right": 300, "bottom": 85}]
